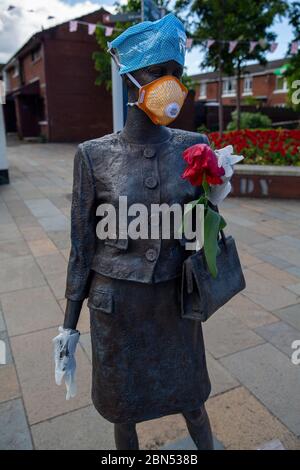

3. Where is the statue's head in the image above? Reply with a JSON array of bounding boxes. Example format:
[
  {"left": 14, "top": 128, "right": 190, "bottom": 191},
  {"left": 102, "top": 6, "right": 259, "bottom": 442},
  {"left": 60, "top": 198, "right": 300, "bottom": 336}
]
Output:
[{"left": 108, "top": 13, "right": 188, "bottom": 125}]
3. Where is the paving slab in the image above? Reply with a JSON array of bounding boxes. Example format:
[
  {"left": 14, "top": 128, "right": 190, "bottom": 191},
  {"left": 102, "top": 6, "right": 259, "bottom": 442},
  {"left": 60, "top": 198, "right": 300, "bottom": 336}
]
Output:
[
  {"left": 10, "top": 326, "right": 92, "bottom": 424},
  {"left": 24, "top": 199, "right": 62, "bottom": 218},
  {"left": 0, "top": 399, "right": 33, "bottom": 450},
  {"left": 31, "top": 405, "right": 115, "bottom": 450},
  {"left": 253, "top": 252, "right": 293, "bottom": 270},
  {"left": 1, "top": 286, "right": 63, "bottom": 336},
  {"left": 220, "top": 344, "right": 300, "bottom": 436},
  {"left": 0, "top": 364, "right": 20, "bottom": 403},
  {"left": 0, "top": 240, "right": 30, "bottom": 260},
  {"left": 206, "top": 352, "right": 239, "bottom": 397},
  {"left": 255, "top": 321, "right": 300, "bottom": 357},
  {"left": 35, "top": 252, "right": 67, "bottom": 278},
  {"left": 0, "top": 255, "right": 46, "bottom": 294},
  {"left": 19, "top": 225, "right": 48, "bottom": 241},
  {"left": 27, "top": 238, "right": 58, "bottom": 257},
  {"left": 0, "top": 308, "right": 5, "bottom": 332},
  {"left": 38, "top": 215, "right": 69, "bottom": 232},
  {"left": 243, "top": 268, "right": 299, "bottom": 311},
  {"left": 286, "top": 267, "right": 300, "bottom": 278},
  {"left": 286, "top": 283, "right": 300, "bottom": 296},
  {"left": 226, "top": 294, "right": 278, "bottom": 329},
  {"left": 80, "top": 333, "right": 92, "bottom": 362},
  {"left": 274, "top": 303, "right": 300, "bottom": 331},
  {"left": 250, "top": 262, "right": 300, "bottom": 287},
  {"left": 206, "top": 387, "right": 300, "bottom": 450},
  {"left": 253, "top": 240, "right": 300, "bottom": 267},
  {"left": 0, "top": 223, "right": 23, "bottom": 243},
  {"left": 160, "top": 435, "right": 224, "bottom": 450},
  {"left": 203, "top": 308, "right": 265, "bottom": 358}
]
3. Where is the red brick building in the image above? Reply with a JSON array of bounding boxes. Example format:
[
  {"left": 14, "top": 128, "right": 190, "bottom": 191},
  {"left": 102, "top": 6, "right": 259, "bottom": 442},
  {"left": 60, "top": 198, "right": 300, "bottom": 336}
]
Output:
[
  {"left": 3, "top": 8, "right": 113, "bottom": 142},
  {"left": 191, "top": 59, "right": 289, "bottom": 107}
]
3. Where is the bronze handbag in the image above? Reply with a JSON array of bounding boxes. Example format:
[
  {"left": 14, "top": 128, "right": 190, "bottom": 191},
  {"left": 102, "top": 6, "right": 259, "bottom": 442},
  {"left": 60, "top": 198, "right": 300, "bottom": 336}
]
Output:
[{"left": 181, "top": 227, "right": 246, "bottom": 322}]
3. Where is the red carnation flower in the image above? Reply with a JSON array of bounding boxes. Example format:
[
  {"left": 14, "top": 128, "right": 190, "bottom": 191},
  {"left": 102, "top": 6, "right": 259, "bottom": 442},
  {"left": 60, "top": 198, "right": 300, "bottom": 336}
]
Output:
[{"left": 181, "top": 143, "right": 225, "bottom": 186}]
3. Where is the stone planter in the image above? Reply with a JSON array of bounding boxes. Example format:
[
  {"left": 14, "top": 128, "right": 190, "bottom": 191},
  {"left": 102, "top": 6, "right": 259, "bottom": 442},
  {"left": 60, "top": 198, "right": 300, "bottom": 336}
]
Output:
[{"left": 231, "top": 165, "right": 300, "bottom": 199}]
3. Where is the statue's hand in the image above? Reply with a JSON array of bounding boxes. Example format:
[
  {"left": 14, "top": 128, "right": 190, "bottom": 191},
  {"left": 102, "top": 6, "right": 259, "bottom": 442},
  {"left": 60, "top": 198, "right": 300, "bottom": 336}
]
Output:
[{"left": 52, "top": 326, "right": 80, "bottom": 400}]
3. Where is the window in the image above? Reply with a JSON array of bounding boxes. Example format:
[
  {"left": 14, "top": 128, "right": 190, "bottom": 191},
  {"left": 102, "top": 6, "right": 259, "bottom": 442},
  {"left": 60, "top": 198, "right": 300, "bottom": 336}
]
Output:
[
  {"left": 222, "top": 78, "right": 236, "bottom": 96},
  {"left": 199, "top": 81, "right": 207, "bottom": 99},
  {"left": 12, "top": 65, "right": 19, "bottom": 78},
  {"left": 275, "top": 77, "right": 288, "bottom": 92},
  {"left": 31, "top": 48, "right": 41, "bottom": 63},
  {"left": 243, "top": 76, "right": 253, "bottom": 95}
]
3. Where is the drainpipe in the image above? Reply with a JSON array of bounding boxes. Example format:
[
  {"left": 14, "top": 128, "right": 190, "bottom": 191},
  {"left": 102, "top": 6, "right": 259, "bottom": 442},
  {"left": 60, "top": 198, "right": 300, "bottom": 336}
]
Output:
[{"left": 0, "top": 103, "right": 9, "bottom": 184}]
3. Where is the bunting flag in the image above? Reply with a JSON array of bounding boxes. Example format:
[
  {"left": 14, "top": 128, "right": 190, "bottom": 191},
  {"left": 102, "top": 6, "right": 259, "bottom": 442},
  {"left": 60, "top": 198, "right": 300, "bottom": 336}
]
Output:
[
  {"left": 259, "top": 38, "right": 267, "bottom": 48},
  {"left": 291, "top": 41, "right": 299, "bottom": 54},
  {"left": 105, "top": 26, "right": 114, "bottom": 37},
  {"left": 270, "top": 42, "right": 278, "bottom": 53},
  {"left": 69, "top": 20, "right": 78, "bottom": 32},
  {"left": 88, "top": 23, "right": 96, "bottom": 35},
  {"left": 207, "top": 39, "right": 215, "bottom": 48},
  {"left": 186, "top": 38, "right": 193, "bottom": 50},
  {"left": 249, "top": 41, "right": 258, "bottom": 53},
  {"left": 229, "top": 40, "right": 238, "bottom": 53}
]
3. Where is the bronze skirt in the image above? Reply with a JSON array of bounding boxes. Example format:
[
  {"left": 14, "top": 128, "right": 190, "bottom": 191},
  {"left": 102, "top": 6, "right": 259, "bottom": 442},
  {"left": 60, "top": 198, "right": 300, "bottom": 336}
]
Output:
[{"left": 88, "top": 271, "right": 211, "bottom": 424}]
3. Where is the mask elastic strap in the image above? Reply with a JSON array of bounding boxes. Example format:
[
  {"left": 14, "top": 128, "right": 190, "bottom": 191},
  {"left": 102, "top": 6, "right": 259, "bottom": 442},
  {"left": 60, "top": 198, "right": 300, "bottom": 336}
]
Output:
[{"left": 107, "top": 46, "right": 141, "bottom": 106}]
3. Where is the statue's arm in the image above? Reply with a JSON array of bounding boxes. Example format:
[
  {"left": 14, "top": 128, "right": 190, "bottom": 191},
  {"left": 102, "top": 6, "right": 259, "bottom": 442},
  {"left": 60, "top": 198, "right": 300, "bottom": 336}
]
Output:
[{"left": 63, "top": 145, "right": 97, "bottom": 330}]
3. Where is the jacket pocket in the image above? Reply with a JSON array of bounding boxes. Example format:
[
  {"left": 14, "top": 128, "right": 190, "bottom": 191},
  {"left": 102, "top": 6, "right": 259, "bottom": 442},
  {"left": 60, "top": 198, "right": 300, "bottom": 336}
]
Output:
[
  {"left": 104, "top": 237, "right": 128, "bottom": 250},
  {"left": 87, "top": 288, "right": 114, "bottom": 314}
]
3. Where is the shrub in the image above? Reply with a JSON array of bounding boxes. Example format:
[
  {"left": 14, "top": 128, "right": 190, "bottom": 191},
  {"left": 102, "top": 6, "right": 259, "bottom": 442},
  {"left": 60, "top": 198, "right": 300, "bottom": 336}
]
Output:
[{"left": 227, "top": 111, "right": 272, "bottom": 130}]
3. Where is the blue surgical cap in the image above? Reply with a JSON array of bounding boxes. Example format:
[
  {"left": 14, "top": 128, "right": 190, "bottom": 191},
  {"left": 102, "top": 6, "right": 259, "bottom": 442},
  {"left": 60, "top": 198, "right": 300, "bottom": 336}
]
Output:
[{"left": 108, "top": 13, "right": 187, "bottom": 75}]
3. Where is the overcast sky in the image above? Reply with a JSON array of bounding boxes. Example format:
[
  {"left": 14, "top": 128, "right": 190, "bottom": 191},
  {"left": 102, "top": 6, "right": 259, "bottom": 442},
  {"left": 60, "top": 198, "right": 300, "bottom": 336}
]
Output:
[{"left": 0, "top": 0, "right": 294, "bottom": 74}]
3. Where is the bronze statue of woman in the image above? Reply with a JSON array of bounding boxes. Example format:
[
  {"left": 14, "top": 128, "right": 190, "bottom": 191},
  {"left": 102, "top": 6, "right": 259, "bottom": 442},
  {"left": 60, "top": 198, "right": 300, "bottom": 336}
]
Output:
[{"left": 58, "top": 13, "right": 214, "bottom": 450}]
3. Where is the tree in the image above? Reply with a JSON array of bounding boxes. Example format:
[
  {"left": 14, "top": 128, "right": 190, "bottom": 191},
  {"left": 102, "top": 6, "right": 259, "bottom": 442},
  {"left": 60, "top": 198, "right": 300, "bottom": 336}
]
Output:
[
  {"left": 175, "top": 0, "right": 287, "bottom": 132},
  {"left": 286, "top": 1, "right": 300, "bottom": 111},
  {"left": 224, "top": 1, "right": 287, "bottom": 129}
]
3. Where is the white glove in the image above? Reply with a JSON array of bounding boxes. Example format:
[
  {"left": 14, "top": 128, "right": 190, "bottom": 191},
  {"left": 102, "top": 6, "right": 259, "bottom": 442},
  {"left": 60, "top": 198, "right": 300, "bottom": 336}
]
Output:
[
  {"left": 208, "top": 145, "right": 244, "bottom": 206},
  {"left": 52, "top": 326, "right": 80, "bottom": 400}
]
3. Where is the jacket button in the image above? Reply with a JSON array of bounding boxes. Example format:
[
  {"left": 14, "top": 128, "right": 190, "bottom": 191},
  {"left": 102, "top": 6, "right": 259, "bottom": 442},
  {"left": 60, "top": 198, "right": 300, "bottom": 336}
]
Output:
[
  {"left": 145, "top": 248, "right": 157, "bottom": 262},
  {"left": 144, "top": 148, "right": 156, "bottom": 158},
  {"left": 145, "top": 176, "right": 158, "bottom": 189}
]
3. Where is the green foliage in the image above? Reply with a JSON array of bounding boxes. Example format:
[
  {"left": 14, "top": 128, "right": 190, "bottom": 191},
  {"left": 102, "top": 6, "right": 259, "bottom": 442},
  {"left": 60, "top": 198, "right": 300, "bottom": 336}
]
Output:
[
  {"left": 227, "top": 111, "right": 272, "bottom": 130},
  {"left": 242, "top": 96, "right": 261, "bottom": 107},
  {"left": 93, "top": 0, "right": 171, "bottom": 91},
  {"left": 175, "top": 0, "right": 288, "bottom": 73}
]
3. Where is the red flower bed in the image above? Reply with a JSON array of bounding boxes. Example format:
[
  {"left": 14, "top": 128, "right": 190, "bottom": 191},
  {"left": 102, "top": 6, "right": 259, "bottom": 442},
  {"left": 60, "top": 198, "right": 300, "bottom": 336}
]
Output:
[{"left": 208, "top": 129, "right": 300, "bottom": 166}]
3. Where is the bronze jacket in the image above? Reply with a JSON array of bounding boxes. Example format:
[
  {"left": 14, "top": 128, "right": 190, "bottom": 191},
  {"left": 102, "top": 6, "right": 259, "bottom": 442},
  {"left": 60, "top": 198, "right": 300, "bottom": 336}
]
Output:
[{"left": 65, "top": 128, "right": 209, "bottom": 301}]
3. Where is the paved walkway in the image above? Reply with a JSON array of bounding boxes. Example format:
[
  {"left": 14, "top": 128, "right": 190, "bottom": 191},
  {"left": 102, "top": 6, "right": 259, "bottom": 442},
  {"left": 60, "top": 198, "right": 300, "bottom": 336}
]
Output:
[{"left": 0, "top": 138, "right": 300, "bottom": 450}]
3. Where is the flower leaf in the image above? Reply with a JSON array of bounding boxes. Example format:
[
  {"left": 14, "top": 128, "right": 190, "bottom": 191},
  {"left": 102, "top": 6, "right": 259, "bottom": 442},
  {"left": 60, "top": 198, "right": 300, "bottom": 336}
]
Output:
[{"left": 204, "top": 206, "right": 224, "bottom": 278}]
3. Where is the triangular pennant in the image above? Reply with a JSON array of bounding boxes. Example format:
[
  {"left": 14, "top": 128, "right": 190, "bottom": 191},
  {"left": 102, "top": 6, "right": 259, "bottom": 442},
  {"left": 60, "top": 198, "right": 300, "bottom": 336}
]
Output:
[
  {"left": 186, "top": 38, "right": 193, "bottom": 50},
  {"left": 270, "top": 42, "right": 278, "bottom": 53},
  {"left": 229, "top": 40, "right": 238, "bottom": 53},
  {"left": 249, "top": 41, "right": 258, "bottom": 53},
  {"left": 88, "top": 23, "right": 97, "bottom": 35},
  {"left": 207, "top": 39, "right": 215, "bottom": 48},
  {"left": 69, "top": 21, "right": 78, "bottom": 32},
  {"left": 291, "top": 41, "right": 299, "bottom": 55},
  {"left": 105, "top": 26, "right": 114, "bottom": 37}
]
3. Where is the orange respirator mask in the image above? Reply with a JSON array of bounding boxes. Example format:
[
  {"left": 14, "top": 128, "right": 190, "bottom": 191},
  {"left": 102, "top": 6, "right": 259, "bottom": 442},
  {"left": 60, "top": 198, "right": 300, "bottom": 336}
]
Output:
[{"left": 126, "top": 72, "right": 188, "bottom": 126}]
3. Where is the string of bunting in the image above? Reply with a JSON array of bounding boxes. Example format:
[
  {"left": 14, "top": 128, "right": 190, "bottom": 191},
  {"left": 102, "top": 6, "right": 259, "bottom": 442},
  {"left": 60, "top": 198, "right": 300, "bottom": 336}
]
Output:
[
  {"left": 185, "top": 37, "right": 299, "bottom": 55},
  {"left": 3, "top": 4, "right": 300, "bottom": 54}
]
